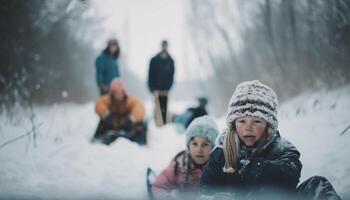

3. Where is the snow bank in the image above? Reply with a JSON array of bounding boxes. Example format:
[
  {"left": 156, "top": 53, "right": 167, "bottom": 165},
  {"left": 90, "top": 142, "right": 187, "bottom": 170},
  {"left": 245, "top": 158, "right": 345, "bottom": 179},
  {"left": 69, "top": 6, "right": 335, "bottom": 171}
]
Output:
[
  {"left": 1, "top": 86, "right": 349, "bottom": 199},
  {"left": 279, "top": 85, "right": 350, "bottom": 199},
  {"left": 0, "top": 102, "right": 185, "bottom": 200}
]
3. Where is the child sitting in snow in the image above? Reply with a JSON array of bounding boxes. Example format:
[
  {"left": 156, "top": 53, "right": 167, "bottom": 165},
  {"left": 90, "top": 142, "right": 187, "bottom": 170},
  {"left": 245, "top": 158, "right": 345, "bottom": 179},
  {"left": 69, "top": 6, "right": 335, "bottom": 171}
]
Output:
[
  {"left": 93, "top": 79, "right": 147, "bottom": 145},
  {"left": 200, "top": 80, "right": 341, "bottom": 200},
  {"left": 151, "top": 116, "right": 219, "bottom": 199},
  {"left": 172, "top": 97, "right": 209, "bottom": 133}
]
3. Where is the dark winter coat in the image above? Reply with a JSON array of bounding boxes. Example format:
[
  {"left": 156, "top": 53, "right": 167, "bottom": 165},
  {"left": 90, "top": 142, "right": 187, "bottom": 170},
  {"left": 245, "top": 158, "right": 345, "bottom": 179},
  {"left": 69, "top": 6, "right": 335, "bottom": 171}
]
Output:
[
  {"left": 200, "top": 132, "right": 302, "bottom": 197},
  {"left": 184, "top": 106, "right": 208, "bottom": 128},
  {"left": 148, "top": 53, "right": 175, "bottom": 93},
  {"left": 95, "top": 51, "right": 120, "bottom": 88}
]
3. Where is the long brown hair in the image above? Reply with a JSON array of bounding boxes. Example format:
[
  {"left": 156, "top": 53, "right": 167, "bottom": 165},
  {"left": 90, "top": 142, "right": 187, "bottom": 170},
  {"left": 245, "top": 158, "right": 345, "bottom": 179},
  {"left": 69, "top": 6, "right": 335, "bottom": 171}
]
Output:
[
  {"left": 173, "top": 150, "right": 191, "bottom": 189},
  {"left": 104, "top": 39, "right": 120, "bottom": 59}
]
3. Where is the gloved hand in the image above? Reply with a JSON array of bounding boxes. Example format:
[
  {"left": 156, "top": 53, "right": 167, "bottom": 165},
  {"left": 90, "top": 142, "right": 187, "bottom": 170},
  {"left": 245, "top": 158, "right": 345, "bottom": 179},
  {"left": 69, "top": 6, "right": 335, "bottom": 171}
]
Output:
[
  {"left": 121, "top": 116, "right": 135, "bottom": 132},
  {"left": 102, "top": 112, "right": 114, "bottom": 128}
]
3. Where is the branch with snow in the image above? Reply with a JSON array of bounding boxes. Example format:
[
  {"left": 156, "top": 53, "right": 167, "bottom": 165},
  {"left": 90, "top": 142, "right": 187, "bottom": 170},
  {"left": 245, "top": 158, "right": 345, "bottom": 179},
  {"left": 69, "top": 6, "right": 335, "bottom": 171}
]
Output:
[
  {"left": 0, "top": 123, "right": 43, "bottom": 150},
  {"left": 340, "top": 124, "right": 350, "bottom": 136}
]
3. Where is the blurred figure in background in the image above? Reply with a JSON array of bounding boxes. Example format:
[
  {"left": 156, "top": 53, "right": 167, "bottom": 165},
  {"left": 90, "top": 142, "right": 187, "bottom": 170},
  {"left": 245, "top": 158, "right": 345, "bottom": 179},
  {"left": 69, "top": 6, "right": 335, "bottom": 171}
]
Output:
[
  {"left": 151, "top": 116, "right": 219, "bottom": 199},
  {"left": 92, "top": 79, "right": 147, "bottom": 145},
  {"left": 172, "top": 97, "right": 209, "bottom": 133},
  {"left": 95, "top": 38, "right": 121, "bottom": 95},
  {"left": 148, "top": 40, "right": 175, "bottom": 127}
]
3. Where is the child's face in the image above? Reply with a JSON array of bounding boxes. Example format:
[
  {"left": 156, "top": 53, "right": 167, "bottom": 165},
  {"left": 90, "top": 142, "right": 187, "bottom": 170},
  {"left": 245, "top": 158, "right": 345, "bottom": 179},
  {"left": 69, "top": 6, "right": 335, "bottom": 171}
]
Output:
[
  {"left": 189, "top": 136, "right": 212, "bottom": 165},
  {"left": 113, "top": 91, "right": 124, "bottom": 101},
  {"left": 235, "top": 116, "right": 267, "bottom": 147}
]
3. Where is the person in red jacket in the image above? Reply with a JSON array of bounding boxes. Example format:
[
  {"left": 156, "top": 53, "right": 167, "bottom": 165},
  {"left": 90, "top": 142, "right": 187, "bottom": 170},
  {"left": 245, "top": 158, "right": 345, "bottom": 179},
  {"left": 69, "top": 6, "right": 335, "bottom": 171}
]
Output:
[
  {"left": 92, "top": 78, "right": 147, "bottom": 145},
  {"left": 151, "top": 116, "right": 219, "bottom": 199}
]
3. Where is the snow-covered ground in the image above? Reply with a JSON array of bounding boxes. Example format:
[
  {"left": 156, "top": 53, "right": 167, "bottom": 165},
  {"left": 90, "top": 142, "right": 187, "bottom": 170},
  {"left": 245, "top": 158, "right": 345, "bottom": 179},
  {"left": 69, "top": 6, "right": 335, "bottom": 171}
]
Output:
[
  {"left": 0, "top": 86, "right": 349, "bottom": 199},
  {"left": 278, "top": 85, "right": 350, "bottom": 199}
]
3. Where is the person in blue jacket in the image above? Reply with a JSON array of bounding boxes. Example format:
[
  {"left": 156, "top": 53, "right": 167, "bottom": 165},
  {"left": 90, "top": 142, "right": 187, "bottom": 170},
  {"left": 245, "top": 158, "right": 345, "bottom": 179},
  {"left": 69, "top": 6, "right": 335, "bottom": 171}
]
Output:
[
  {"left": 200, "top": 80, "right": 341, "bottom": 200},
  {"left": 95, "top": 38, "right": 121, "bottom": 95}
]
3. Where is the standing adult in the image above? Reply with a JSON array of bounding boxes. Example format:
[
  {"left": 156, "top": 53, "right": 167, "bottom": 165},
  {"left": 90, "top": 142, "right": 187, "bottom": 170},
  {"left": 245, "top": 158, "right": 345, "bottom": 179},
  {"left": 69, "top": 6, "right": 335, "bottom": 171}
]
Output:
[
  {"left": 148, "top": 40, "right": 175, "bottom": 126},
  {"left": 95, "top": 38, "right": 121, "bottom": 95}
]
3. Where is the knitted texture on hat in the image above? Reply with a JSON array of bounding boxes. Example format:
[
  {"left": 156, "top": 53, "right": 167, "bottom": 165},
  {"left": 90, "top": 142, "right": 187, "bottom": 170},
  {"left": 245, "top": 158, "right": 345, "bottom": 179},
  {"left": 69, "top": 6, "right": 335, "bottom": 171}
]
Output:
[
  {"left": 109, "top": 78, "right": 127, "bottom": 96},
  {"left": 226, "top": 80, "right": 278, "bottom": 132},
  {"left": 185, "top": 116, "right": 219, "bottom": 147}
]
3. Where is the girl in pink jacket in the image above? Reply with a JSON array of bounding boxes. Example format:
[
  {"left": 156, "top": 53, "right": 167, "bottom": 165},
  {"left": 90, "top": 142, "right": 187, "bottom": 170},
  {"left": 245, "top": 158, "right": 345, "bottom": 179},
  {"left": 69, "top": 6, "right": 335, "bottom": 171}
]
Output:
[{"left": 152, "top": 116, "right": 219, "bottom": 199}]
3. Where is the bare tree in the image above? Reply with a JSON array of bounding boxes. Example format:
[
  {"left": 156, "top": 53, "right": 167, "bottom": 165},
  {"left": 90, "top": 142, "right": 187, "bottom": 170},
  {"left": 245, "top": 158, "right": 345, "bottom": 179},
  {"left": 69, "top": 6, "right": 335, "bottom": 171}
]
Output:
[{"left": 188, "top": 0, "right": 350, "bottom": 113}]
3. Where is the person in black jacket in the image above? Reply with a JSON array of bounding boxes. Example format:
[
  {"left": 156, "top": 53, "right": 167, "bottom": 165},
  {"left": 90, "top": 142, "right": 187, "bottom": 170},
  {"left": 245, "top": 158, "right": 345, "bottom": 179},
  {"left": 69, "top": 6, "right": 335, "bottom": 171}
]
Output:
[
  {"left": 172, "top": 97, "right": 209, "bottom": 132},
  {"left": 200, "top": 80, "right": 341, "bottom": 200},
  {"left": 148, "top": 40, "right": 175, "bottom": 126}
]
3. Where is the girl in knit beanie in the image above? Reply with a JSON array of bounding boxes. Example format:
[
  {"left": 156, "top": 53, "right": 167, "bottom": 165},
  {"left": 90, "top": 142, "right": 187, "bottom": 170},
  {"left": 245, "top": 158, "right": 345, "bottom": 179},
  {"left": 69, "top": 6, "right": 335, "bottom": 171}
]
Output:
[
  {"left": 152, "top": 116, "right": 219, "bottom": 199},
  {"left": 200, "top": 80, "right": 341, "bottom": 200},
  {"left": 201, "top": 80, "right": 298, "bottom": 197},
  {"left": 222, "top": 80, "right": 279, "bottom": 173}
]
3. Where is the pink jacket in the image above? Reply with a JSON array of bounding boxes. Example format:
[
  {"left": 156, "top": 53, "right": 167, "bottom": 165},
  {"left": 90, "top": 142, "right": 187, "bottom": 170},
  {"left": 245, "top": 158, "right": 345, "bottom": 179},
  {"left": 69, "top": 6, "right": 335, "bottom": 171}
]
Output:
[{"left": 152, "top": 150, "right": 204, "bottom": 199}]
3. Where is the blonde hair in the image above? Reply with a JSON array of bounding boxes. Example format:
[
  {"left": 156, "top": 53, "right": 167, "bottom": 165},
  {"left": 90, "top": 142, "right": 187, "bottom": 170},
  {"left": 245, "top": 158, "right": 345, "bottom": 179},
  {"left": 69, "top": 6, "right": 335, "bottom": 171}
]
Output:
[
  {"left": 223, "top": 127, "right": 240, "bottom": 173},
  {"left": 223, "top": 124, "right": 274, "bottom": 173}
]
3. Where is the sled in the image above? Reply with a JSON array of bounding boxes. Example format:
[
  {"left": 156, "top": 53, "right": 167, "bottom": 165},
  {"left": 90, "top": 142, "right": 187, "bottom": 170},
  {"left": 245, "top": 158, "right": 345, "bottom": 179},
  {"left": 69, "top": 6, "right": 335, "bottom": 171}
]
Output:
[
  {"left": 146, "top": 167, "right": 157, "bottom": 200},
  {"left": 92, "top": 120, "right": 148, "bottom": 146},
  {"left": 91, "top": 130, "right": 132, "bottom": 145},
  {"left": 154, "top": 91, "right": 169, "bottom": 127}
]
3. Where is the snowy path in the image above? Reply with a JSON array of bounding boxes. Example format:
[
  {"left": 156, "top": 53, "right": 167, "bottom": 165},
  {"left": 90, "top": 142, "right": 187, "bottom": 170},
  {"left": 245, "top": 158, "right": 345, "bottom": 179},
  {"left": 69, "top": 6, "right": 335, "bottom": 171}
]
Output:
[
  {"left": 0, "top": 102, "right": 189, "bottom": 200},
  {"left": 0, "top": 87, "right": 350, "bottom": 199}
]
